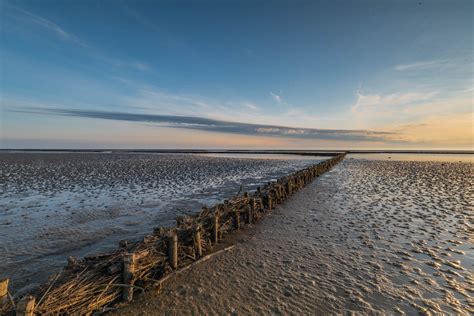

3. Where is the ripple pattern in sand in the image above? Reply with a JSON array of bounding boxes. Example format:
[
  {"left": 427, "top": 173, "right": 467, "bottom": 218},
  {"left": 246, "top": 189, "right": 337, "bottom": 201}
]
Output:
[
  {"left": 114, "top": 158, "right": 473, "bottom": 315},
  {"left": 0, "top": 153, "right": 323, "bottom": 294}
]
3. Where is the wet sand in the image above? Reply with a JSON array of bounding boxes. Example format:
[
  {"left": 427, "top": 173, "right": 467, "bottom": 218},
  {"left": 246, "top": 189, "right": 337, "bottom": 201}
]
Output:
[
  {"left": 113, "top": 157, "right": 473, "bottom": 315},
  {"left": 348, "top": 153, "right": 473, "bottom": 163},
  {"left": 0, "top": 152, "right": 325, "bottom": 294}
]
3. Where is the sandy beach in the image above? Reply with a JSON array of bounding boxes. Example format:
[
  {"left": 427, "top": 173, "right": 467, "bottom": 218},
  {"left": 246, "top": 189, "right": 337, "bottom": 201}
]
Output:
[{"left": 113, "top": 156, "right": 473, "bottom": 315}]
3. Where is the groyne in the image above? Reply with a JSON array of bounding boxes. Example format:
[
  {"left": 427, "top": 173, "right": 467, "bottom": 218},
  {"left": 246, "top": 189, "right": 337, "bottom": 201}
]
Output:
[{"left": 0, "top": 153, "right": 345, "bottom": 315}]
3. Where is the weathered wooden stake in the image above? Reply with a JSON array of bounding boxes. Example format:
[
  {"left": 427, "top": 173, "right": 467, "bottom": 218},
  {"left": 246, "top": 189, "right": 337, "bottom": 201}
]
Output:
[
  {"left": 247, "top": 199, "right": 253, "bottom": 224},
  {"left": 122, "top": 253, "right": 135, "bottom": 302},
  {"left": 16, "top": 295, "right": 35, "bottom": 316},
  {"left": 194, "top": 226, "right": 202, "bottom": 258},
  {"left": 213, "top": 215, "right": 219, "bottom": 243},
  {"left": 168, "top": 233, "right": 178, "bottom": 269},
  {"left": 234, "top": 210, "right": 240, "bottom": 229},
  {"left": 268, "top": 195, "right": 273, "bottom": 210},
  {"left": 119, "top": 239, "right": 128, "bottom": 248},
  {"left": 0, "top": 278, "right": 8, "bottom": 308},
  {"left": 256, "top": 198, "right": 263, "bottom": 212}
]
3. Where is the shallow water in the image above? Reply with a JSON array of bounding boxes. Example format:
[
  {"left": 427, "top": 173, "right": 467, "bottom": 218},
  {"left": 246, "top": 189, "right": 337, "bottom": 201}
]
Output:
[
  {"left": 0, "top": 152, "right": 324, "bottom": 294},
  {"left": 115, "top": 156, "right": 473, "bottom": 315},
  {"left": 197, "top": 153, "right": 332, "bottom": 160},
  {"left": 349, "top": 153, "right": 474, "bottom": 162}
]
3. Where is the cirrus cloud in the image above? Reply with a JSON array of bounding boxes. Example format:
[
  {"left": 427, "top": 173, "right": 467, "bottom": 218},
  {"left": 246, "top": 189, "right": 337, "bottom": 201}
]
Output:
[{"left": 352, "top": 91, "right": 439, "bottom": 113}]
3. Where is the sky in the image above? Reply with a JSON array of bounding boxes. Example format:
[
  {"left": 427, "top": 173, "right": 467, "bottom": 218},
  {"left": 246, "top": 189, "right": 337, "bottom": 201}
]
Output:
[{"left": 0, "top": 0, "right": 473, "bottom": 149}]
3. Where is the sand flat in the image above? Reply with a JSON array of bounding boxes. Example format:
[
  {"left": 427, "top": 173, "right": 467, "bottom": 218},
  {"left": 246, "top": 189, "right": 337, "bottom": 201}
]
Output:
[
  {"left": 113, "top": 158, "right": 473, "bottom": 315},
  {"left": 0, "top": 152, "right": 325, "bottom": 294}
]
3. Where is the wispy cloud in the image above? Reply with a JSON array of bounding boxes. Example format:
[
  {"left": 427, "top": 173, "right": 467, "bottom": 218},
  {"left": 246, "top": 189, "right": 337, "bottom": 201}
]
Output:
[
  {"left": 352, "top": 91, "right": 439, "bottom": 112},
  {"left": 270, "top": 91, "right": 283, "bottom": 104},
  {"left": 109, "top": 60, "right": 151, "bottom": 72},
  {"left": 349, "top": 88, "right": 442, "bottom": 130},
  {"left": 349, "top": 85, "right": 472, "bottom": 147},
  {"left": 394, "top": 59, "right": 451, "bottom": 71},
  {"left": 119, "top": 4, "right": 182, "bottom": 49},
  {"left": 116, "top": 86, "right": 334, "bottom": 129},
  {"left": 241, "top": 102, "right": 259, "bottom": 111},
  {"left": 5, "top": 4, "right": 151, "bottom": 72},
  {"left": 12, "top": 107, "right": 395, "bottom": 142},
  {"left": 130, "top": 62, "right": 150, "bottom": 72},
  {"left": 7, "top": 4, "right": 87, "bottom": 47},
  {"left": 122, "top": 88, "right": 215, "bottom": 115}
]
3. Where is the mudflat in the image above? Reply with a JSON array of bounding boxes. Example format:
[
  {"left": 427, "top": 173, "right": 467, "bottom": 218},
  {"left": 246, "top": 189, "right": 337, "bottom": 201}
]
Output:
[
  {"left": 0, "top": 152, "right": 324, "bottom": 294},
  {"left": 113, "top": 157, "right": 473, "bottom": 315}
]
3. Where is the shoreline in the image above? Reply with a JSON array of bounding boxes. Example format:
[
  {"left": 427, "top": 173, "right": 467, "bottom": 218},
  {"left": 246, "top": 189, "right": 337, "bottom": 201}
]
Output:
[{"left": 1, "top": 149, "right": 473, "bottom": 155}]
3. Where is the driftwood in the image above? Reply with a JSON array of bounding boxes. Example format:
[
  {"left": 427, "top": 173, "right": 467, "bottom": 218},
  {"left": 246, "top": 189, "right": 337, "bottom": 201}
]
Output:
[{"left": 1, "top": 153, "right": 346, "bottom": 315}]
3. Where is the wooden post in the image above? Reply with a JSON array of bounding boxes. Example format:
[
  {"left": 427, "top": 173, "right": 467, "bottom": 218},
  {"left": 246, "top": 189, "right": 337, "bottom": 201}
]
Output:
[
  {"left": 194, "top": 226, "right": 202, "bottom": 258},
  {"left": 234, "top": 210, "right": 240, "bottom": 229},
  {"left": 268, "top": 195, "right": 273, "bottom": 210},
  {"left": 122, "top": 253, "right": 135, "bottom": 302},
  {"left": 243, "top": 192, "right": 249, "bottom": 201},
  {"left": 276, "top": 187, "right": 281, "bottom": 203},
  {"left": 0, "top": 278, "right": 8, "bottom": 308},
  {"left": 16, "top": 295, "right": 35, "bottom": 316},
  {"left": 168, "top": 233, "right": 178, "bottom": 269},
  {"left": 213, "top": 215, "right": 219, "bottom": 244},
  {"left": 247, "top": 199, "right": 253, "bottom": 224}
]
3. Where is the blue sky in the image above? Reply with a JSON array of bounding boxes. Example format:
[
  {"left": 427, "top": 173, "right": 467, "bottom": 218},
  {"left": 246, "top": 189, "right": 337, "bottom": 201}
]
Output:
[{"left": 1, "top": 0, "right": 473, "bottom": 149}]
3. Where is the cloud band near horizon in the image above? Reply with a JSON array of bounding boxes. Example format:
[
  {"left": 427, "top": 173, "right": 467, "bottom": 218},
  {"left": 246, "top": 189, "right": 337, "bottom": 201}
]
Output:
[{"left": 13, "top": 108, "right": 395, "bottom": 142}]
